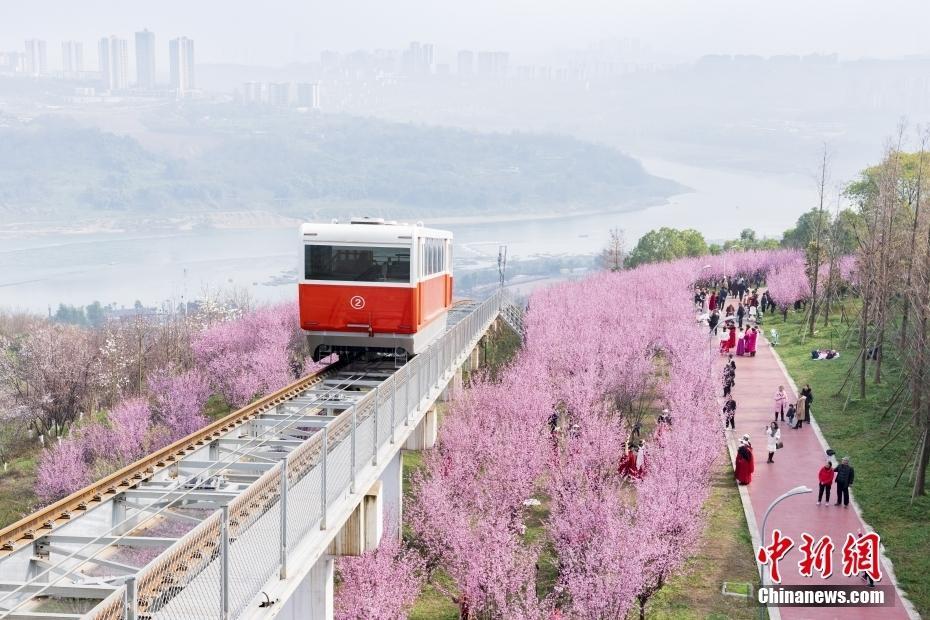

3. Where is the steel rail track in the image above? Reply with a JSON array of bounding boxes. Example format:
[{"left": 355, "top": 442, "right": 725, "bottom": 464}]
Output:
[{"left": 0, "top": 360, "right": 347, "bottom": 556}]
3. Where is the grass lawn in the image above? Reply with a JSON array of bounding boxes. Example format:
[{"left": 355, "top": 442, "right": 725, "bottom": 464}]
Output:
[
  {"left": 644, "top": 456, "right": 759, "bottom": 620},
  {"left": 0, "top": 451, "right": 39, "bottom": 528},
  {"left": 769, "top": 303, "right": 930, "bottom": 616}
]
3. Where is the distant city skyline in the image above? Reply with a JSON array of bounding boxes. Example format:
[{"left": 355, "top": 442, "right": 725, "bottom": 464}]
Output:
[{"left": 4, "top": 0, "right": 930, "bottom": 68}]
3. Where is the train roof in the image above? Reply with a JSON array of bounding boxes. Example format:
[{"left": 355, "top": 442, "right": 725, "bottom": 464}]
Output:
[{"left": 301, "top": 218, "right": 452, "bottom": 243}]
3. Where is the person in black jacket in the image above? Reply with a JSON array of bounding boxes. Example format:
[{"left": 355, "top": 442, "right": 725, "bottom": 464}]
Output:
[
  {"left": 709, "top": 310, "right": 720, "bottom": 335},
  {"left": 834, "top": 457, "right": 855, "bottom": 507}
]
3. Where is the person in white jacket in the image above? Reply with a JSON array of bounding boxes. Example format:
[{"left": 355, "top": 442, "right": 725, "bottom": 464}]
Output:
[{"left": 765, "top": 421, "right": 781, "bottom": 463}]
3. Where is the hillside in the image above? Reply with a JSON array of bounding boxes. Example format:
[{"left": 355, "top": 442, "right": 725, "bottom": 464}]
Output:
[{"left": 0, "top": 108, "right": 682, "bottom": 226}]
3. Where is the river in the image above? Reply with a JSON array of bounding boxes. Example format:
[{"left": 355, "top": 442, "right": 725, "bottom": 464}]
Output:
[{"left": 0, "top": 157, "right": 816, "bottom": 312}]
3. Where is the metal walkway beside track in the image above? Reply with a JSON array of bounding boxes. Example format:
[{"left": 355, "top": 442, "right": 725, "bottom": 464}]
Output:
[{"left": 0, "top": 292, "right": 509, "bottom": 620}]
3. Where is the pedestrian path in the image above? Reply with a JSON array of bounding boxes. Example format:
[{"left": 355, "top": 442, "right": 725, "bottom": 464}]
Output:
[{"left": 721, "top": 333, "right": 917, "bottom": 620}]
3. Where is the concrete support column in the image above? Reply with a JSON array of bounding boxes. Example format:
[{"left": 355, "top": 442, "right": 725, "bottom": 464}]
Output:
[
  {"left": 469, "top": 345, "right": 481, "bottom": 371},
  {"left": 440, "top": 366, "right": 463, "bottom": 403},
  {"left": 329, "top": 502, "right": 363, "bottom": 556},
  {"left": 380, "top": 451, "right": 403, "bottom": 541},
  {"left": 363, "top": 481, "right": 383, "bottom": 551},
  {"left": 403, "top": 407, "right": 437, "bottom": 451},
  {"left": 309, "top": 555, "right": 334, "bottom": 620}
]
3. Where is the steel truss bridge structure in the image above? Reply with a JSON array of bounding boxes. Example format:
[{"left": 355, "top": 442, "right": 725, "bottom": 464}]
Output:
[{"left": 0, "top": 292, "right": 522, "bottom": 620}]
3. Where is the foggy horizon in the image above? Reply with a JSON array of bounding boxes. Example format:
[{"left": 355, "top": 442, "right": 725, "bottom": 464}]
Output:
[{"left": 5, "top": 0, "right": 930, "bottom": 67}]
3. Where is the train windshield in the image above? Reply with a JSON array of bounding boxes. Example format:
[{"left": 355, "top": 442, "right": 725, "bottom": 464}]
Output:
[{"left": 305, "top": 245, "right": 411, "bottom": 283}]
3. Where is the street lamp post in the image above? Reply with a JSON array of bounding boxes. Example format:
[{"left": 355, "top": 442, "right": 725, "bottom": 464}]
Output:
[{"left": 758, "top": 485, "right": 813, "bottom": 619}]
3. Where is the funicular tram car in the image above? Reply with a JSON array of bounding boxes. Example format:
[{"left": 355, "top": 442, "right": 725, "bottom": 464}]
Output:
[{"left": 299, "top": 217, "right": 454, "bottom": 361}]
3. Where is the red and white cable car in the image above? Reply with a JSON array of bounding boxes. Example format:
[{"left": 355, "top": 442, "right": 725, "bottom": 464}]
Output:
[{"left": 299, "top": 217, "right": 454, "bottom": 360}]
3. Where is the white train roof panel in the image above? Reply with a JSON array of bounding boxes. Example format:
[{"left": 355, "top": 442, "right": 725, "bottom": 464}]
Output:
[{"left": 301, "top": 221, "right": 452, "bottom": 244}]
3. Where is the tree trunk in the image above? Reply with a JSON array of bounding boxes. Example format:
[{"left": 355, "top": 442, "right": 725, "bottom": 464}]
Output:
[
  {"left": 874, "top": 326, "right": 883, "bottom": 385},
  {"left": 913, "top": 427, "right": 930, "bottom": 498},
  {"left": 808, "top": 147, "right": 828, "bottom": 337},
  {"left": 859, "top": 295, "right": 869, "bottom": 399}
]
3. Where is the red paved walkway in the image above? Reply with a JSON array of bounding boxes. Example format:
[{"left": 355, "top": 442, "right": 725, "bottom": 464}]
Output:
[{"left": 721, "top": 333, "right": 916, "bottom": 620}]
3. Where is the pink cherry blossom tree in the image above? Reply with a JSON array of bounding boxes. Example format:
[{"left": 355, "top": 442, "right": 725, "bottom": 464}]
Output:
[
  {"left": 191, "top": 303, "right": 301, "bottom": 408},
  {"left": 335, "top": 522, "right": 425, "bottom": 620},
  {"left": 35, "top": 437, "right": 93, "bottom": 503},
  {"left": 148, "top": 367, "right": 211, "bottom": 441}
]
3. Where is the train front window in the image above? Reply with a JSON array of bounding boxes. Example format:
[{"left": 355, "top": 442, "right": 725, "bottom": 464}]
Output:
[{"left": 305, "top": 245, "right": 410, "bottom": 282}]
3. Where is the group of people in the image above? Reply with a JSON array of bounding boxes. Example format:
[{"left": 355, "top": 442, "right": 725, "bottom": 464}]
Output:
[
  {"left": 699, "top": 285, "right": 861, "bottom": 518},
  {"left": 721, "top": 323, "right": 760, "bottom": 356},
  {"left": 773, "top": 383, "right": 813, "bottom": 429},
  {"left": 818, "top": 455, "right": 856, "bottom": 507}
]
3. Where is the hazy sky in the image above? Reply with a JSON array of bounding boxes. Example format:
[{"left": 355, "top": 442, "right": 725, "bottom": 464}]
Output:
[{"left": 5, "top": 0, "right": 930, "bottom": 67}]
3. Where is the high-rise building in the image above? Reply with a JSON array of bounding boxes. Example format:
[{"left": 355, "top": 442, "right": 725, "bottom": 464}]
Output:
[
  {"left": 98, "top": 38, "right": 109, "bottom": 85},
  {"left": 169, "top": 37, "right": 195, "bottom": 95},
  {"left": 457, "top": 50, "right": 474, "bottom": 76},
  {"left": 108, "top": 37, "right": 129, "bottom": 90},
  {"left": 24, "top": 39, "right": 47, "bottom": 75},
  {"left": 135, "top": 29, "right": 156, "bottom": 89},
  {"left": 99, "top": 37, "right": 128, "bottom": 90},
  {"left": 268, "top": 82, "right": 291, "bottom": 106},
  {"left": 0, "top": 52, "right": 25, "bottom": 74},
  {"left": 296, "top": 82, "right": 321, "bottom": 109},
  {"left": 477, "top": 51, "right": 509, "bottom": 76},
  {"left": 242, "top": 81, "right": 264, "bottom": 103},
  {"left": 402, "top": 41, "right": 433, "bottom": 76},
  {"left": 61, "top": 41, "right": 83, "bottom": 75}
]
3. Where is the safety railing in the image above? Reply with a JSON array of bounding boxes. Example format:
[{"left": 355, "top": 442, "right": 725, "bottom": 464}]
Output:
[
  {"left": 499, "top": 290, "right": 525, "bottom": 337},
  {"left": 90, "top": 291, "right": 501, "bottom": 620}
]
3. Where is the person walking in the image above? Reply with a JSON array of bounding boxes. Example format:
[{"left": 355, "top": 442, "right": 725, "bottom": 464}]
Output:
[
  {"left": 818, "top": 459, "right": 835, "bottom": 505},
  {"left": 765, "top": 421, "right": 781, "bottom": 463},
  {"left": 723, "top": 396, "right": 737, "bottom": 430},
  {"left": 737, "top": 303, "right": 746, "bottom": 328},
  {"left": 709, "top": 309, "right": 720, "bottom": 335},
  {"left": 774, "top": 385, "right": 787, "bottom": 421},
  {"left": 834, "top": 457, "right": 854, "bottom": 507},
  {"left": 795, "top": 393, "right": 808, "bottom": 429}
]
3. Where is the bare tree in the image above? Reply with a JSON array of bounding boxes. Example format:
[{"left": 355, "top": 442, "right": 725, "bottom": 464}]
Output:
[
  {"left": 599, "top": 227, "right": 627, "bottom": 271},
  {"left": 807, "top": 145, "right": 829, "bottom": 337}
]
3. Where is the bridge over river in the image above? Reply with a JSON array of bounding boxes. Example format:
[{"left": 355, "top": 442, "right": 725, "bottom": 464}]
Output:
[{"left": 0, "top": 292, "right": 521, "bottom": 620}]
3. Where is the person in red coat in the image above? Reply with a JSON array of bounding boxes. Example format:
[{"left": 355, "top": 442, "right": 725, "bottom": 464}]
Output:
[
  {"left": 817, "top": 459, "right": 835, "bottom": 505},
  {"left": 709, "top": 292, "right": 717, "bottom": 312},
  {"left": 735, "top": 437, "right": 754, "bottom": 485},
  {"left": 723, "top": 324, "right": 737, "bottom": 352},
  {"left": 618, "top": 443, "right": 637, "bottom": 477}
]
